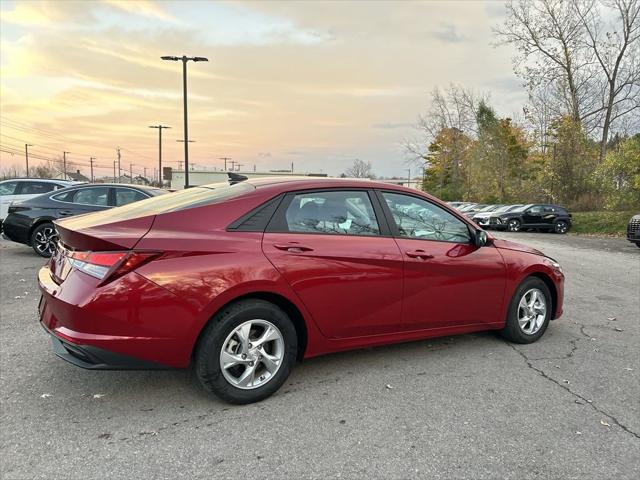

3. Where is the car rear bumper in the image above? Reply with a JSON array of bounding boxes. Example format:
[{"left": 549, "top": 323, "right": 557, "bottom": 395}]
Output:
[
  {"left": 45, "top": 329, "right": 167, "bottom": 369},
  {"left": 1, "top": 213, "right": 30, "bottom": 245},
  {"left": 38, "top": 264, "right": 198, "bottom": 369}
]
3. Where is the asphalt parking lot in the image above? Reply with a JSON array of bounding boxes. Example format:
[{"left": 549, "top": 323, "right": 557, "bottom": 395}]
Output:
[{"left": 1, "top": 233, "right": 638, "bottom": 479}]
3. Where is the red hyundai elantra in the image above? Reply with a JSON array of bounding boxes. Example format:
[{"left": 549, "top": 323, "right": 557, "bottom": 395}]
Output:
[{"left": 38, "top": 177, "right": 564, "bottom": 404}]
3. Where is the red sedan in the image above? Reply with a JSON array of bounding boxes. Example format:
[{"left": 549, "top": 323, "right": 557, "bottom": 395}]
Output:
[{"left": 38, "top": 177, "right": 564, "bottom": 404}]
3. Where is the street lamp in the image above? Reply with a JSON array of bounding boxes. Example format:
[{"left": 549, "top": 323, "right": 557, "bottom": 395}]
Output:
[{"left": 161, "top": 55, "right": 208, "bottom": 188}]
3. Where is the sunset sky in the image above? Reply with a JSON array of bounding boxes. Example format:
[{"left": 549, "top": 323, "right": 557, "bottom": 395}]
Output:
[{"left": 0, "top": 0, "right": 525, "bottom": 179}]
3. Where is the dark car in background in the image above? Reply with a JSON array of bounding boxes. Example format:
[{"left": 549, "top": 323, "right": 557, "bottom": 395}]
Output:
[
  {"left": 488, "top": 204, "right": 572, "bottom": 233},
  {"left": 2, "top": 183, "right": 166, "bottom": 257},
  {"left": 473, "top": 204, "right": 523, "bottom": 227},
  {"left": 627, "top": 214, "right": 640, "bottom": 248}
]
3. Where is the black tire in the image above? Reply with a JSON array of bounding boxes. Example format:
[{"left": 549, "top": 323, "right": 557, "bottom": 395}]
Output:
[
  {"left": 635, "top": 242, "right": 640, "bottom": 248},
  {"left": 507, "top": 219, "right": 521, "bottom": 232},
  {"left": 30, "top": 222, "right": 58, "bottom": 258},
  {"left": 499, "top": 277, "right": 552, "bottom": 344},
  {"left": 554, "top": 220, "right": 569, "bottom": 234},
  {"left": 195, "top": 299, "right": 297, "bottom": 404}
]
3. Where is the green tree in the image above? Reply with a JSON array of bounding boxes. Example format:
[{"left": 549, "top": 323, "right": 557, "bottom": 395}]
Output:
[
  {"left": 595, "top": 135, "right": 640, "bottom": 210},
  {"left": 422, "top": 127, "right": 471, "bottom": 200}
]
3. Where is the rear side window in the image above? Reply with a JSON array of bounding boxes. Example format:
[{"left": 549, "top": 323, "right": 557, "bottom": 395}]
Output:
[
  {"left": 0, "top": 181, "right": 18, "bottom": 195},
  {"left": 115, "top": 188, "right": 148, "bottom": 206},
  {"left": 70, "top": 187, "right": 109, "bottom": 206},
  {"left": 19, "top": 182, "right": 57, "bottom": 195},
  {"left": 282, "top": 190, "right": 381, "bottom": 236}
]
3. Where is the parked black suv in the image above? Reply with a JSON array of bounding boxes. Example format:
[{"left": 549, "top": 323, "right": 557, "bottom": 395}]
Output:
[
  {"left": 627, "top": 214, "right": 640, "bottom": 248},
  {"left": 489, "top": 204, "right": 572, "bottom": 233}
]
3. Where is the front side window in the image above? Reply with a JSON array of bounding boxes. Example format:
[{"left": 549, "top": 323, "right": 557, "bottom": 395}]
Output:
[
  {"left": 71, "top": 187, "right": 109, "bottom": 206},
  {"left": 115, "top": 188, "right": 147, "bottom": 206},
  {"left": 382, "top": 192, "right": 471, "bottom": 243},
  {"left": 0, "top": 181, "right": 18, "bottom": 195},
  {"left": 19, "top": 182, "right": 56, "bottom": 195},
  {"left": 284, "top": 190, "right": 380, "bottom": 236},
  {"left": 528, "top": 205, "right": 544, "bottom": 213}
]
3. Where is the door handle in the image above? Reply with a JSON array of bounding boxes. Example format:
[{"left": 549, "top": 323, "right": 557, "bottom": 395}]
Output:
[
  {"left": 405, "top": 249, "right": 434, "bottom": 259},
  {"left": 58, "top": 210, "right": 74, "bottom": 217},
  {"left": 274, "top": 244, "right": 314, "bottom": 253}
]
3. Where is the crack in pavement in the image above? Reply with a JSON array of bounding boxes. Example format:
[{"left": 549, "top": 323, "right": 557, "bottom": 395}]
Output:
[
  {"left": 526, "top": 336, "right": 581, "bottom": 361},
  {"left": 508, "top": 343, "right": 640, "bottom": 441}
]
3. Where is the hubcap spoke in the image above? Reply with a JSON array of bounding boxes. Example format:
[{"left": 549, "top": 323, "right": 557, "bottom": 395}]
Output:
[
  {"left": 220, "top": 350, "right": 250, "bottom": 370},
  {"left": 253, "top": 325, "right": 279, "bottom": 349},
  {"left": 260, "top": 351, "right": 280, "bottom": 373}
]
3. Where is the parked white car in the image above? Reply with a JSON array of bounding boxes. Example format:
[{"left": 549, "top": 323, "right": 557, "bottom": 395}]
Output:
[{"left": 0, "top": 179, "right": 77, "bottom": 224}]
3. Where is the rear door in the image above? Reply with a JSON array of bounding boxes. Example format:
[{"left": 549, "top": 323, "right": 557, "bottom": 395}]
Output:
[
  {"left": 52, "top": 186, "right": 111, "bottom": 218},
  {"left": 262, "top": 189, "right": 403, "bottom": 338},
  {"left": 114, "top": 187, "right": 150, "bottom": 206}
]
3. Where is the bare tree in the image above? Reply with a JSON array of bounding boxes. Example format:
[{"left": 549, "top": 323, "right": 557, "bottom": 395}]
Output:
[
  {"left": 344, "top": 159, "right": 374, "bottom": 178},
  {"left": 576, "top": 0, "right": 640, "bottom": 160},
  {"left": 495, "top": 0, "right": 640, "bottom": 160},
  {"left": 405, "top": 84, "right": 487, "bottom": 163}
]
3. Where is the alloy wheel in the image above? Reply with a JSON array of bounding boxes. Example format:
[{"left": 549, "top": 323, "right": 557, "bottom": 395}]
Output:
[
  {"left": 555, "top": 221, "right": 568, "bottom": 233},
  {"left": 508, "top": 220, "right": 521, "bottom": 232},
  {"left": 219, "top": 319, "right": 285, "bottom": 390},
  {"left": 34, "top": 226, "right": 58, "bottom": 256},
  {"left": 517, "top": 288, "right": 547, "bottom": 335}
]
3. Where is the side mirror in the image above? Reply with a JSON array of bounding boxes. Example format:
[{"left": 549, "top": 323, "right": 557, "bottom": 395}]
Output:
[{"left": 473, "top": 229, "right": 488, "bottom": 247}]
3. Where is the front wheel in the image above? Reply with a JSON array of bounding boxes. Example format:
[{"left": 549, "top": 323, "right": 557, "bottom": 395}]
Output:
[
  {"left": 30, "top": 223, "right": 58, "bottom": 258},
  {"left": 554, "top": 220, "right": 569, "bottom": 234},
  {"left": 499, "top": 277, "right": 552, "bottom": 344},
  {"left": 195, "top": 299, "right": 297, "bottom": 404},
  {"left": 507, "top": 219, "right": 521, "bottom": 232}
]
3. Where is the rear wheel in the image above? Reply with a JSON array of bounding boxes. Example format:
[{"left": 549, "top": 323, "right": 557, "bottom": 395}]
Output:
[
  {"left": 554, "top": 220, "right": 569, "bottom": 234},
  {"left": 30, "top": 223, "right": 58, "bottom": 258},
  {"left": 499, "top": 277, "right": 551, "bottom": 344},
  {"left": 195, "top": 299, "right": 297, "bottom": 404},
  {"left": 507, "top": 219, "right": 521, "bottom": 232},
  {"left": 635, "top": 242, "right": 640, "bottom": 248}
]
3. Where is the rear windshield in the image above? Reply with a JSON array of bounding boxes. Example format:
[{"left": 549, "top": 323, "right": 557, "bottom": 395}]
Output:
[{"left": 83, "top": 182, "right": 254, "bottom": 224}]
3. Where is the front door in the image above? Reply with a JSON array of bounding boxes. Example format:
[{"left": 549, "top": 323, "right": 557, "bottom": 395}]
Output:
[
  {"left": 522, "top": 205, "right": 544, "bottom": 227},
  {"left": 378, "top": 191, "right": 506, "bottom": 330},
  {"left": 263, "top": 189, "right": 403, "bottom": 339}
]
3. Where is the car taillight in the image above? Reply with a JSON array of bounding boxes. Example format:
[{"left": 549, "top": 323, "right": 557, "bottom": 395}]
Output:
[
  {"left": 67, "top": 250, "right": 160, "bottom": 283},
  {"left": 8, "top": 205, "right": 30, "bottom": 213}
]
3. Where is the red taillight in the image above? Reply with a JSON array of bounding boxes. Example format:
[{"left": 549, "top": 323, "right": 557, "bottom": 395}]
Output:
[{"left": 66, "top": 250, "right": 160, "bottom": 283}]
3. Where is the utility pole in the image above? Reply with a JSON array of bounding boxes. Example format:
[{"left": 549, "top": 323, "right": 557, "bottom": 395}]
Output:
[
  {"left": 407, "top": 168, "right": 411, "bottom": 188},
  {"left": 25, "top": 144, "right": 33, "bottom": 176},
  {"left": 161, "top": 55, "right": 209, "bottom": 188},
  {"left": 89, "top": 157, "right": 96, "bottom": 182},
  {"left": 149, "top": 125, "right": 170, "bottom": 187},
  {"left": 116, "top": 147, "right": 121, "bottom": 183},
  {"left": 113, "top": 160, "right": 117, "bottom": 182},
  {"left": 63, "top": 151, "right": 70, "bottom": 180},
  {"left": 229, "top": 159, "right": 236, "bottom": 171},
  {"left": 219, "top": 157, "right": 232, "bottom": 171},
  {"left": 291, "top": 162, "right": 294, "bottom": 173},
  {"left": 143, "top": 166, "right": 147, "bottom": 181},
  {"left": 236, "top": 163, "right": 244, "bottom": 172},
  {"left": 129, "top": 163, "right": 133, "bottom": 182}
]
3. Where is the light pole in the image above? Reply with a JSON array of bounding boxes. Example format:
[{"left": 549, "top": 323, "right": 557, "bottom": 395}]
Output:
[
  {"left": 149, "top": 125, "right": 171, "bottom": 187},
  {"left": 161, "top": 55, "right": 208, "bottom": 188},
  {"left": 219, "top": 157, "right": 232, "bottom": 171},
  {"left": 63, "top": 151, "right": 70, "bottom": 180},
  {"left": 90, "top": 157, "right": 96, "bottom": 182},
  {"left": 25, "top": 144, "right": 33, "bottom": 176}
]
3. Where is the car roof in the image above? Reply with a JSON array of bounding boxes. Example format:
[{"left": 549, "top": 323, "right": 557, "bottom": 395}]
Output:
[{"left": 0, "top": 178, "right": 76, "bottom": 184}]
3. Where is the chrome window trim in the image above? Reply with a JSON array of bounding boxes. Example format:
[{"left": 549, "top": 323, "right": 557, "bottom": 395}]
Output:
[{"left": 50, "top": 186, "right": 112, "bottom": 207}]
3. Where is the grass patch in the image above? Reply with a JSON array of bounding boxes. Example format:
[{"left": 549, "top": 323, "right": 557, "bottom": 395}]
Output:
[{"left": 571, "top": 210, "right": 636, "bottom": 235}]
